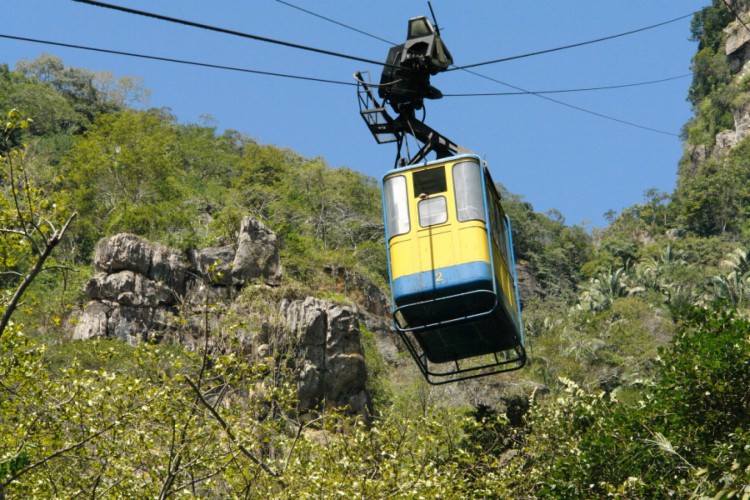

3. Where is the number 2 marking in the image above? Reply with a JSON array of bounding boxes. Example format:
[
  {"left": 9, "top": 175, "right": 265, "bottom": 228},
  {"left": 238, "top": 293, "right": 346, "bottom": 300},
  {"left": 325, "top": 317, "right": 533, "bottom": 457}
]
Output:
[{"left": 435, "top": 271, "right": 443, "bottom": 282}]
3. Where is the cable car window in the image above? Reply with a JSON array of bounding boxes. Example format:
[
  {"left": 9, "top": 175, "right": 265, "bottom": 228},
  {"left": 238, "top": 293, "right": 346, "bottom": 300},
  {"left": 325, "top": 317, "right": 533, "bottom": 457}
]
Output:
[
  {"left": 384, "top": 175, "right": 410, "bottom": 237},
  {"left": 418, "top": 196, "right": 448, "bottom": 227},
  {"left": 413, "top": 166, "right": 446, "bottom": 197},
  {"left": 453, "top": 161, "right": 486, "bottom": 222},
  {"left": 488, "top": 194, "right": 509, "bottom": 267}
]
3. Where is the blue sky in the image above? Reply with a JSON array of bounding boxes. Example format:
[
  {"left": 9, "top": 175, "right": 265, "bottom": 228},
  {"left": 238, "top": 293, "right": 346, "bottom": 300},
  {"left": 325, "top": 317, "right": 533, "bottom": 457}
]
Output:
[{"left": 2, "top": 1, "right": 709, "bottom": 228}]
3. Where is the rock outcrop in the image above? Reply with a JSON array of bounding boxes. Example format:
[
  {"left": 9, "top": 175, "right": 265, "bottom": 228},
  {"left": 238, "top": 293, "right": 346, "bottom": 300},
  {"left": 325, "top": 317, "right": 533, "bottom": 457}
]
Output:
[
  {"left": 72, "top": 216, "right": 375, "bottom": 417},
  {"left": 323, "top": 265, "right": 388, "bottom": 317},
  {"left": 726, "top": 1, "right": 750, "bottom": 75},
  {"left": 74, "top": 217, "right": 283, "bottom": 343},
  {"left": 73, "top": 233, "right": 187, "bottom": 344},
  {"left": 233, "top": 217, "right": 282, "bottom": 286},
  {"left": 280, "top": 297, "right": 370, "bottom": 417},
  {"left": 188, "top": 217, "right": 282, "bottom": 288},
  {"left": 516, "top": 260, "right": 543, "bottom": 302},
  {"left": 713, "top": 3, "right": 750, "bottom": 158}
]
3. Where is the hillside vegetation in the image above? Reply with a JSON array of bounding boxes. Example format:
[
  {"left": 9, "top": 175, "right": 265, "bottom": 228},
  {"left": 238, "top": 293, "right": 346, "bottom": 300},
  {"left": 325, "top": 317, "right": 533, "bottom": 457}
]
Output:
[{"left": 2, "top": 2, "right": 750, "bottom": 496}]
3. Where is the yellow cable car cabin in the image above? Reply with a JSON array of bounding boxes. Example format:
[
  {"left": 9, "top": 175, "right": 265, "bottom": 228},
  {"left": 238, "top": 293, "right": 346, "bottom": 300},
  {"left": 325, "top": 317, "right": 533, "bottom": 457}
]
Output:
[{"left": 382, "top": 154, "right": 525, "bottom": 383}]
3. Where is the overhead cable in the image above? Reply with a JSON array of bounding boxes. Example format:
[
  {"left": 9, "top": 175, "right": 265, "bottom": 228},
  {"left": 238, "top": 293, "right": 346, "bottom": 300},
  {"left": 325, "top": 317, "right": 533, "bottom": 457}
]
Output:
[
  {"left": 72, "top": 0, "right": 387, "bottom": 68},
  {"left": 449, "top": 11, "right": 697, "bottom": 71},
  {"left": 457, "top": 67, "right": 679, "bottom": 136},
  {"left": 443, "top": 73, "right": 691, "bottom": 96},
  {"left": 273, "top": 0, "right": 682, "bottom": 137},
  {"left": 274, "top": 0, "right": 396, "bottom": 45},
  {"left": 0, "top": 31, "right": 685, "bottom": 99},
  {"left": 0, "top": 33, "right": 356, "bottom": 86}
]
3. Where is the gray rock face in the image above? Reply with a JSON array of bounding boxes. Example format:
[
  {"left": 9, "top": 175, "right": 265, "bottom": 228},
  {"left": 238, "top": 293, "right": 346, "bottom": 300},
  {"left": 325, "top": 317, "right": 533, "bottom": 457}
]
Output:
[
  {"left": 725, "top": 4, "right": 750, "bottom": 75},
  {"left": 711, "top": 7, "right": 750, "bottom": 157},
  {"left": 730, "top": 99, "right": 750, "bottom": 152},
  {"left": 323, "top": 265, "right": 388, "bottom": 317},
  {"left": 233, "top": 217, "right": 282, "bottom": 286},
  {"left": 516, "top": 260, "right": 543, "bottom": 302},
  {"left": 74, "top": 218, "right": 373, "bottom": 416},
  {"left": 726, "top": 14, "right": 750, "bottom": 59},
  {"left": 714, "top": 129, "right": 740, "bottom": 158},
  {"left": 76, "top": 216, "right": 283, "bottom": 346},
  {"left": 78, "top": 233, "right": 190, "bottom": 346},
  {"left": 72, "top": 301, "right": 110, "bottom": 340},
  {"left": 186, "top": 218, "right": 282, "bottom": 287},
  {"left": 151, "top": 245, "right": 189, "bottom": 295},
  {"left": 85, "top": 271, "right": 175, "bottom": 307},
  {"left": 72, "top": 300, "right": 173, "bottom": 345},
  {"left": 94, "top": 233, "right": 188, "bottom": 294},
  {"left": 108, "top": 306, "right": 172, "bottom": 345},
  {"left": 280, "top": 297, "right": 369, "bottom": 417},
  {"left": 190, "top": 246, "right": 236, "bottom": 286},
  {"left": 94, "top": 233, "right": 154, "bottom": 276}
]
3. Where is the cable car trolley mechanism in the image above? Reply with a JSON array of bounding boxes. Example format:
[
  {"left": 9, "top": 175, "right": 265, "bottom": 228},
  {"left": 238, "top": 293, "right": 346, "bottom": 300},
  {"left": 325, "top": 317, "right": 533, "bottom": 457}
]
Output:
[{"left": 356, "top": 13, "right": 526, "bottom": 384}]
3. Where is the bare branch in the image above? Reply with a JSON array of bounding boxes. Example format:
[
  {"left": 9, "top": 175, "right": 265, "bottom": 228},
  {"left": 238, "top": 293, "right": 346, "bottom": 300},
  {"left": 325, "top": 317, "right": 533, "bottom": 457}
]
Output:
[
  {"left": 0, "top": 212, "right": 77, "bottom": 339},
  {"left": 1, "top": 421, "right": 117, "bottom": 490},
  {"left": 283, "top": 414, "right": 325, "bottom": 474},
  {"left": 184, "top": 376, "right": 285, "bottom": 485}
]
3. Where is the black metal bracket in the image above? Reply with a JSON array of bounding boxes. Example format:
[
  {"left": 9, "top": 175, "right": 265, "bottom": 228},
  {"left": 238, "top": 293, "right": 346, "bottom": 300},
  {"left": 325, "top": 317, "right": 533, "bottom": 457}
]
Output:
[
  {"left": 395, "top": 326, "right": 527, "bottom": 385},
  {"left": 356, "top": 71, "right": 470, "bottom": 166},
  {"left": 393, "top": 289, "right": 498, "bottom": 333}
]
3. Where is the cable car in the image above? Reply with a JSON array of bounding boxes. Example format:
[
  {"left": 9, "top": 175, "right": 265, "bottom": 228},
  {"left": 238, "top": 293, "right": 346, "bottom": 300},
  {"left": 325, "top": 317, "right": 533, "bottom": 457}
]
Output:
[
  {"left": 356, "top": 15, "right": 526, "bottom": 383},
  {"left": 382, "top": 154, "right": 525, "bottom": 383}
]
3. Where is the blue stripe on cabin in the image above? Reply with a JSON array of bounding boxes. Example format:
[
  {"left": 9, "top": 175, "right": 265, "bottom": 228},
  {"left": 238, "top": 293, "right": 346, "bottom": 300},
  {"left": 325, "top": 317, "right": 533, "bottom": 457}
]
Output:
[{"left": 391, "top": 260, "right": 493, "bottom": 305}]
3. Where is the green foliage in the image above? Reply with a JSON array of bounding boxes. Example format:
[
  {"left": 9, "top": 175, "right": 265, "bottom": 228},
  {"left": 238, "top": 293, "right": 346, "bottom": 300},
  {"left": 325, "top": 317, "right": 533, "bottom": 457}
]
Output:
[
  {"left": 657, "top": 306, "right": 750, "bottom": 444},
  {"left": 688, "top": 1, "right": 733, "bottom": 109},
  {"left": 706, "top": 247, "right": 750, "bottom": 307},
  {"left": 690, "top": 0, "right": 734, "bottom": 53},
  {"left": 1, "top": 55, "right": 149, "bottom": 166},
  {"left": 688, "top": 46, "right": 734, "bottom": 110},
  {"left": 528, "top": 293, "right": 673, "bottom": 392},
  {"left": 494, "top": 305, "right": 750, "bottom": 498},
  {"left": 359, "top": 326, "right": 391, "bottom": 408},
  {"left": 500, "top": 188, "right": 592, "bottom": 297},
  {"left": 674, "top": 137, "right": 750, "bottom": 236},
  {"left": 576, "top": 267, "right": 643, "bottom": 312},
  {"left": 53, "top": 100, "right": 385, "bottom": 285},
  {"left": 62, "top": 109, "right": 190, "bottom": 251},
  {"left": 0, "top": 109, "right": 77, "bottom": 339},
  {"left": 278, "top": 408, "right": 473, "bottom": 498},
  {"left": 1, "top": 284, "right": 315, "bottom": 497},
  {"left": 14, "top": 53, "right": 146, "bottom": 125},
  {"left": 682, "top": 1, "right": 736, "bottom": 157},
  {"left": 591, "top": 190, "right": 675, "bottom": 277}
]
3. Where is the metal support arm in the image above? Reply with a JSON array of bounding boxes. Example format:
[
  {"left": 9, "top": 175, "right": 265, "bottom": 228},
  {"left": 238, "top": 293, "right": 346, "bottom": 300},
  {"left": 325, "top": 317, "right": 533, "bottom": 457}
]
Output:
[{"left": 356, "top": 71, "right": 470, "bottom": 166}]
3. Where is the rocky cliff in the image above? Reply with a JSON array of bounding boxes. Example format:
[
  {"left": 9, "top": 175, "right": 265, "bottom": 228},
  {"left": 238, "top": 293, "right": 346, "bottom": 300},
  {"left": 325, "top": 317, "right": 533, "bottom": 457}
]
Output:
[
  {"left": 72, "top": 216, "right": 386, "bottom": 417},
  {"left": 694, "top": 1, "right": 750, "bottom": 160}
]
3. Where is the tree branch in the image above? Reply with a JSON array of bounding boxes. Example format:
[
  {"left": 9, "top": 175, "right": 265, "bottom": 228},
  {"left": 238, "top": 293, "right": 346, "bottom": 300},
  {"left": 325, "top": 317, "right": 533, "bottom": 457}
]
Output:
[
  {"left": 184, "top": 376, "right": 285, "bottom": 486},
  {"left": 1, "top": 421, "right": 117, "bottom": 490},
  {"left": 0, "top": 212, "right": 77, "bottom": 339}
]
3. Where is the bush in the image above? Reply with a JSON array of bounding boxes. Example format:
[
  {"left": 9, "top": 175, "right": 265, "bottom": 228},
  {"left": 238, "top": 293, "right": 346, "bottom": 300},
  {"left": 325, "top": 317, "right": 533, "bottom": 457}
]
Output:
[{"left": 495, "top": 305, "right": 750, "bottom": 498}]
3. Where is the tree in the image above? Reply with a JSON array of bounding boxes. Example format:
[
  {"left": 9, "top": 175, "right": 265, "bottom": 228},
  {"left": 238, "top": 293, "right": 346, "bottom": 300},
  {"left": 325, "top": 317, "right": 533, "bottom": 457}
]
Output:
[
  {"left": 15, "top": 54, "right": 148, "bottom": 125},
  {"left": 0, "top": 109, "right": 76, "bottom": 338},
  {"left": 499, "top": 187, "right": 592, "bottom": 297},
  {"left": 62, "top": 109, "right": 190, "bottom": 252},
  {"left": 690, "top": 0, "right": 734, "bottom": 53},
  {"left": 688, "top": 1, "right": 734, "bottom": 107},
  {"left": 492, "top": 305, "right": 750, "bottom": 498},
  {"left": 674, "top": 139, "right": 750, "bottom": 236}
]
